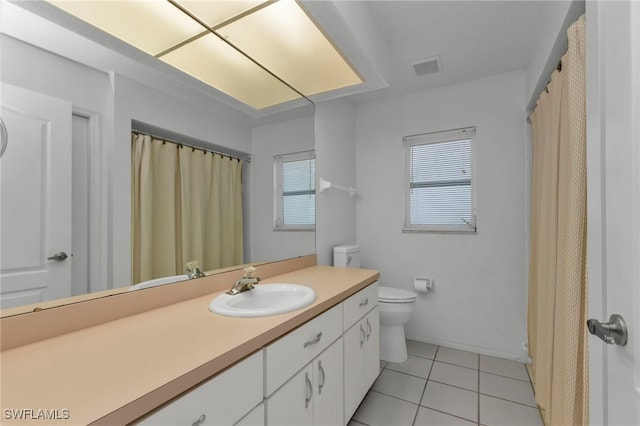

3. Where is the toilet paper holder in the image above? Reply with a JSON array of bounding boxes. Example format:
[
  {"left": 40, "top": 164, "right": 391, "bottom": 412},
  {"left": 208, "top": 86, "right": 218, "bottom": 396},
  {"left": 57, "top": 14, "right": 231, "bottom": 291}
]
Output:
[{"left": 414, "top": 276, "right": 434, "bottom": 293}]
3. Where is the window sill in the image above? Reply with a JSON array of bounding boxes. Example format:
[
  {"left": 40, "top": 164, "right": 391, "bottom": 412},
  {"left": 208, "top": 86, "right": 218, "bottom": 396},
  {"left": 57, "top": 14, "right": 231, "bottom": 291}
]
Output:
[
  {"left": 402, "top": 227, "right": 477, "bottom": 235},
  {"left": 273, "top": 227, "right": 316, "bottom": 232}
]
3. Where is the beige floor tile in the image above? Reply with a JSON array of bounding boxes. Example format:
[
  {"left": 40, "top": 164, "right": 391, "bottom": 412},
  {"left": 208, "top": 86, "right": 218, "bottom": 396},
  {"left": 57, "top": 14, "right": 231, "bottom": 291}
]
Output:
[
  {"left": 436, "top": 346, "right": 479, "bottom": 369},
  {"left": 385, "top": 355, "right": 433, "bottom": 378},
  {"left": 429, "top": 361, "right": 478, "bottom": 391},
  {"left": 480, "top": 355, "right": 530, "bottom": 381},
  {"left": 420, "top": 381, "right": 478, "bottom": 422},
  {"left": 480, "top": 372, "right": 537, "bottom": 407},
  {"left": 372, "top": 369, "right": 427, "bottom": 404},
  {"left": 406, "top": 340, "right": 438, "bottom": 359},
  {"left": 479, "top": 394, "right": 543, "bottom": 426},
  {"left": 352, "top": 391, "right": 419, "bottom": 426},
  {"left": 414, "top": 407, "right": 476, "bottom": 426}
]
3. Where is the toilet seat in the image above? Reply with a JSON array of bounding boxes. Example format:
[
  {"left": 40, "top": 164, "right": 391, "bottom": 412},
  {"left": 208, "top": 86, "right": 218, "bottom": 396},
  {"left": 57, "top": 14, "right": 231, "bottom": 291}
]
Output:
[{"left": 379, "top": 286, "right": 417, "bottom": 304}]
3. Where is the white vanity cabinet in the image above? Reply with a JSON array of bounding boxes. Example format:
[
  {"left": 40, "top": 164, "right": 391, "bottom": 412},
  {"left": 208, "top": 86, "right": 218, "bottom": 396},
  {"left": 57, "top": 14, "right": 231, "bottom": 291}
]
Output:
[
  {"left": 266, "top": 338, "right": 344, "bottom": 426},
  {"left": 136, "top": 282, "right": 379, "bottom": 426},
  {"left": 265, "top": 303, "right": 344, "bottom": 426},
  {"left": 137, "top": 350, "right": 264, "bottom": 426},
  {"left": 343, "top": 283, "right": 380, "bottom": 422}
]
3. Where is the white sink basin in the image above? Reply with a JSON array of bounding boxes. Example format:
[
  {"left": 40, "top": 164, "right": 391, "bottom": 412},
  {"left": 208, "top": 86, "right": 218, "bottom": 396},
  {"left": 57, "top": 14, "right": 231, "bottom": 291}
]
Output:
[
  {"left": 209, "top": 283, "right": 316, "bottom": 318},
  {"left": 128, "top": 274, "right": 189, "bottom": 291}
]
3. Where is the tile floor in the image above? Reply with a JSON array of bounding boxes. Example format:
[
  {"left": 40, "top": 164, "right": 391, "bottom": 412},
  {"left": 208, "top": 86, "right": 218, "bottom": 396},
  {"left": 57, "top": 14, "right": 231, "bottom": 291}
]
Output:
[{"left": 348, "top": 340, "right": 543, "bottom": 426}]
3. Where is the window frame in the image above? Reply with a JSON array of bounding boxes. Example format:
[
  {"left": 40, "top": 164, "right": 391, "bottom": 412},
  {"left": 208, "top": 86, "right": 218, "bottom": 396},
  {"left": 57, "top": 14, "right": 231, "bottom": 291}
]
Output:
[
  {"left": 402, "top": 126, "right": 477, "bottom": 234},
  {"left": 273, "top": 150, "right": 316, "bottom": 231}
]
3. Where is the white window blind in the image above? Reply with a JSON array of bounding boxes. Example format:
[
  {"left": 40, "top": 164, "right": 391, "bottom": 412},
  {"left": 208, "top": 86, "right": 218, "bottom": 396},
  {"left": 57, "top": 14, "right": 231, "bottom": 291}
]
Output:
[
  {"left": 274, "top": 151, "right": 315, "bottom": 230},
  {"left": 403, "top": 127, "right": 476, "bottom": 233}
]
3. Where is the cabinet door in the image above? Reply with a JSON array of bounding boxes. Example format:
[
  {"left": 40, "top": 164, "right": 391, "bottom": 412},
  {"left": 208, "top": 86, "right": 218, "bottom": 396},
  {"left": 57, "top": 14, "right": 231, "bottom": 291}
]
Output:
[
  {"left": 235, "top": 403, "right": 264, "bottom": 426},
  {"left": 363, "top": 307, "right": 380, "bottom": 392},
  {"left": 313, "top": 338, "right": 344, "bottom": 426},
  {"left": 267, "top": 364, "right": 314, "bottom": 426},
  {"left": 343, "top": 320, "right": 366, "bottom": 422}
]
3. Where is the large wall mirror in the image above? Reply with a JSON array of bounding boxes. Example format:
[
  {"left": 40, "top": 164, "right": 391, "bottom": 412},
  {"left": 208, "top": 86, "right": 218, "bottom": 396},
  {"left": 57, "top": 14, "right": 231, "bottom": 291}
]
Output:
[{"left": 0, "top": 0, "right": 318, "bottom": 317}]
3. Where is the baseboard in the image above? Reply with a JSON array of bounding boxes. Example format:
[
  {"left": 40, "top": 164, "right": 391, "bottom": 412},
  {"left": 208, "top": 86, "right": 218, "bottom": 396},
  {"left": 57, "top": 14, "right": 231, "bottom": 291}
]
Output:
[{"left": 405, "top": 331, "right": 530, "bottom": 363}]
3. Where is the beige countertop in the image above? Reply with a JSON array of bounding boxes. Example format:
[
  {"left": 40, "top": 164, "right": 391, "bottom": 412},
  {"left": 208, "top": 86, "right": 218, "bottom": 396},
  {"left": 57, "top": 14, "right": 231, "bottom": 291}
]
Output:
[{"left": 0, "top": 265, "right": 379, "bottom": 425}]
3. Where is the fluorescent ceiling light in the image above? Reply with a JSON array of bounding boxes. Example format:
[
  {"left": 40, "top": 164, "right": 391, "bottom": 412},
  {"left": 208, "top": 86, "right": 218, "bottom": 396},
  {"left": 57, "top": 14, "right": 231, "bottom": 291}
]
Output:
[
  {"left": 176, "top": 0, "right": 267, "bottom": 28},
  {"left": 47, "top": 0, "right": 363, "bottom": 110},
  {"left": 216, "top": 0, "right": 362, "bottom": 97},
  {"left": 48, "top": 0, "right": 204, "bottom": 56},
  {"left": 161, "top": 33, "right": 301, "bottom": 109}
]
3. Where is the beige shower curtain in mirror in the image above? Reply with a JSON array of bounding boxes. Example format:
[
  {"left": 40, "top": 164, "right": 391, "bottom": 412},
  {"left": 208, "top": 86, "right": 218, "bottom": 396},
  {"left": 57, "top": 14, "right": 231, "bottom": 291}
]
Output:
[
  {"left": 527, "top": 15, "right": 587, "bottom": 426},
  {"left": 131, "top": 133, "right": 243, "bottom": 284}
]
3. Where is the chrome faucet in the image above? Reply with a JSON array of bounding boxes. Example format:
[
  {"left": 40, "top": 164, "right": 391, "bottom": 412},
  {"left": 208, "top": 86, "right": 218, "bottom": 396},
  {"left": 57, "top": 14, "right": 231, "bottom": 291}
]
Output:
[
  {"left": 227, "top": 266, "right": 260, "bottom": 295},
  {"left": 185, "top": 261, "right": 206, "bottom": 279}
]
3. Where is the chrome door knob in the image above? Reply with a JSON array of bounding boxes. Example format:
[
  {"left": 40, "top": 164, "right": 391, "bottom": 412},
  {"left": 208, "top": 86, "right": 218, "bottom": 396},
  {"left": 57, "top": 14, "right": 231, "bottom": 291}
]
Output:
[
  {"left": 587, "top": 314, "right": 628, "bottom": 346},
  {"left": 47, "top": 252, "right": 68, "bottom": 262}
]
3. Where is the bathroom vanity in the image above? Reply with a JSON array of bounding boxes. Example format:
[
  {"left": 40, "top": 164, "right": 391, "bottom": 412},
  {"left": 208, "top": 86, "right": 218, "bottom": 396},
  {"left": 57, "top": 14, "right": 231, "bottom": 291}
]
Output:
[{"left": 0, "top": 256, "right": 379, "bottom": 425}]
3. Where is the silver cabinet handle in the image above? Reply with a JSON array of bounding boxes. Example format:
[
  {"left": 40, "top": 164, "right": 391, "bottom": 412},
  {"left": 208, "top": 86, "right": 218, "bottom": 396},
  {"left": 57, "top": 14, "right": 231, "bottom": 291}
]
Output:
[
  {"left": 359, "top": 324, "right": 365, "bottom": 348},
  {"left": 304, "top": 372, "right": 313, "bottom": 409},
  {"left": 192, "top": 414, "right": 206, "bottom": 426},
  {"left": 0, "top": 116, "right": 8, "bottom": 158},
  {"left": 317, "top": 360, "right": 326, "bottom": 395},
  {"left": 359, "top": 298, "right": 369, "bottom": 307},
  {"left": 303, "top": 332, "right": 323, "bottom": 348},
  {"left": 366, "top": 318, "right": 372, "bottom": 341},
  {"left": 47, "top": 252, "right": 68, "bottom": 262},
  {"left": 588, "top": 314, "right": 628, "bottom": 346}
]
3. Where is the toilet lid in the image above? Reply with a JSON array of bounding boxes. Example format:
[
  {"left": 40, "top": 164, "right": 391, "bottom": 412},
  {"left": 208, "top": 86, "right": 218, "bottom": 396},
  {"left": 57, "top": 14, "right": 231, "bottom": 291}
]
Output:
[{"left": 379, "top": 286, "right": 417, "bottom": 303}]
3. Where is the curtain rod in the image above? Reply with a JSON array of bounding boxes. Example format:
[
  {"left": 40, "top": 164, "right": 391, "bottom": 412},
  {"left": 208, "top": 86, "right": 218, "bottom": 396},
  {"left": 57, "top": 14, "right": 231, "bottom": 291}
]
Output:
[
  {"left": 132, "top": 130, "right": 249, "bottom": 163},
  {"left": 527, "top": 60, "right": 563, "bottom": 122}
]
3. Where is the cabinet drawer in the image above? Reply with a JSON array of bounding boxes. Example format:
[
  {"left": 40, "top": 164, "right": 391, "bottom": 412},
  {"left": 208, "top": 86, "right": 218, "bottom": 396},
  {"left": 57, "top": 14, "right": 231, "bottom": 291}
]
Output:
[
  {"left": 265, "top": 303, "right": 342, "bottom": 396},
  {"left": 343, "top": 281, "right": 378, "bottom": 331},
  {"left": 138, "top": 350, "right": 263, "bottom": 426}
]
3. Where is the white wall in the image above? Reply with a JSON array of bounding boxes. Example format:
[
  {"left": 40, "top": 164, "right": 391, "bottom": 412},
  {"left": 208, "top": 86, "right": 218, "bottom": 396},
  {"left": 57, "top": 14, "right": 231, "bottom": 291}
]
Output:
[
  {"left": 1, "top": 35, "right": 110, "bottom": 113},
  {"left": 111, "top": 74, "right": 252, "bottom": 286},
  {"left": 315, "top": 99, "right": 357, "bottom": 265},
  {"left": 2, "top": 35, "right": 255, "bottom": 289},
  {"left": 1, "top": 35, "right": 114, "bottom": 291},
  {"left": 355, "top": 70, "right": 529, "bottom": 359},
  {"left": 250, "top": 114, "right": 316, "bottom": 262},
  {"left": 525, "top": 0, "right": 585, "bottom": 110}
]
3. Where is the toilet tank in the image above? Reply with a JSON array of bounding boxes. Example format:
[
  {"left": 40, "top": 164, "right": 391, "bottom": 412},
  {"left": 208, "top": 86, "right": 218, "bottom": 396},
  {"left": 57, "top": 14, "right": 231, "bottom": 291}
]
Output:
[{"left": 333, "top": 245, "right": 360, "bottom": 268}]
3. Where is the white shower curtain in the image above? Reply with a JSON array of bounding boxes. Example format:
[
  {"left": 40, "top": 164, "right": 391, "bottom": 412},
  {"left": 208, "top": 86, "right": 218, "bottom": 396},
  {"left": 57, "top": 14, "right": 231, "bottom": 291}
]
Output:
[{"left": 131, "top": 133, "right": 243, "bottom": 284}]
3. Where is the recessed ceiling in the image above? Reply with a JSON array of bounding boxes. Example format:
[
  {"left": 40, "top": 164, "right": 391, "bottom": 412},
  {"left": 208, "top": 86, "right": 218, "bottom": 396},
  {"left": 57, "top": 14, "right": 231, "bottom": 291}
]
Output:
[
  {"left": 346, "top": 0, "right": 562, "bottom": 103},
  {"left": 3, "top": 0, "right": 580, "bottom": 123},
  {"left": 46, "top": 0, "right": 363, "bottom": 110}
]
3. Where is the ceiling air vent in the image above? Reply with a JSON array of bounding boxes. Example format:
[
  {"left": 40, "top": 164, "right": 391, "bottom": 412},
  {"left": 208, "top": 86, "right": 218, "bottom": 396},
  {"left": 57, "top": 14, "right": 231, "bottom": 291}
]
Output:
[{"left": 412, "top": 56, "right": 441, "bottom": 76}]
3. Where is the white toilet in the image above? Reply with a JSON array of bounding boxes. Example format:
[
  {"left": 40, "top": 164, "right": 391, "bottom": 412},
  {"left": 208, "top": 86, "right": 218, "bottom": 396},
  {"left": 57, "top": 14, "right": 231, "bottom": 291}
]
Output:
[{"left": 334, "top": 245, "right": 417, "bottom": 363}]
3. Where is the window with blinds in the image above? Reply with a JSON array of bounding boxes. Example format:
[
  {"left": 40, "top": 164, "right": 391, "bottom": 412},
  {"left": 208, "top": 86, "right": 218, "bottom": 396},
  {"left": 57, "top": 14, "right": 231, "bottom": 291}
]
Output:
[
  {"left": 403, "top": 127, "right": 476, "bottom": 233},
  {"left": 274, "top": 151, "right": 315, "bottom": 230}
]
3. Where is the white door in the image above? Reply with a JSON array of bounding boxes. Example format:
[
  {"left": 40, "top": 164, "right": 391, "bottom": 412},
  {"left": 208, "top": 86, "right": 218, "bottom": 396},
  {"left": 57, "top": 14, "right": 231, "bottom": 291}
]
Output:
[
  {"left": 586, "top": 1, "right": 640, "bottom": 425},
  {"left": 0, "top": 84, "right": 72, "bottom": 309}
]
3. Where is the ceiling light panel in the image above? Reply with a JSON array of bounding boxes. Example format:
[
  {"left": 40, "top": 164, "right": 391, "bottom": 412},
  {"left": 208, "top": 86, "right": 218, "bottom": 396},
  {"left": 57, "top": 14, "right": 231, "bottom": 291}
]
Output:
[
  {"left": 216, "top": 0, "right": 363, "bottom": 97},
  {"left": 48, "top": 0, "right": 205, "bottom": 56},
  {"left": 175, "top": 0, "right": 269, "bottom": 28},
  {"left": 160, "top": 33, "right": 301, "bottom": 109}
]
